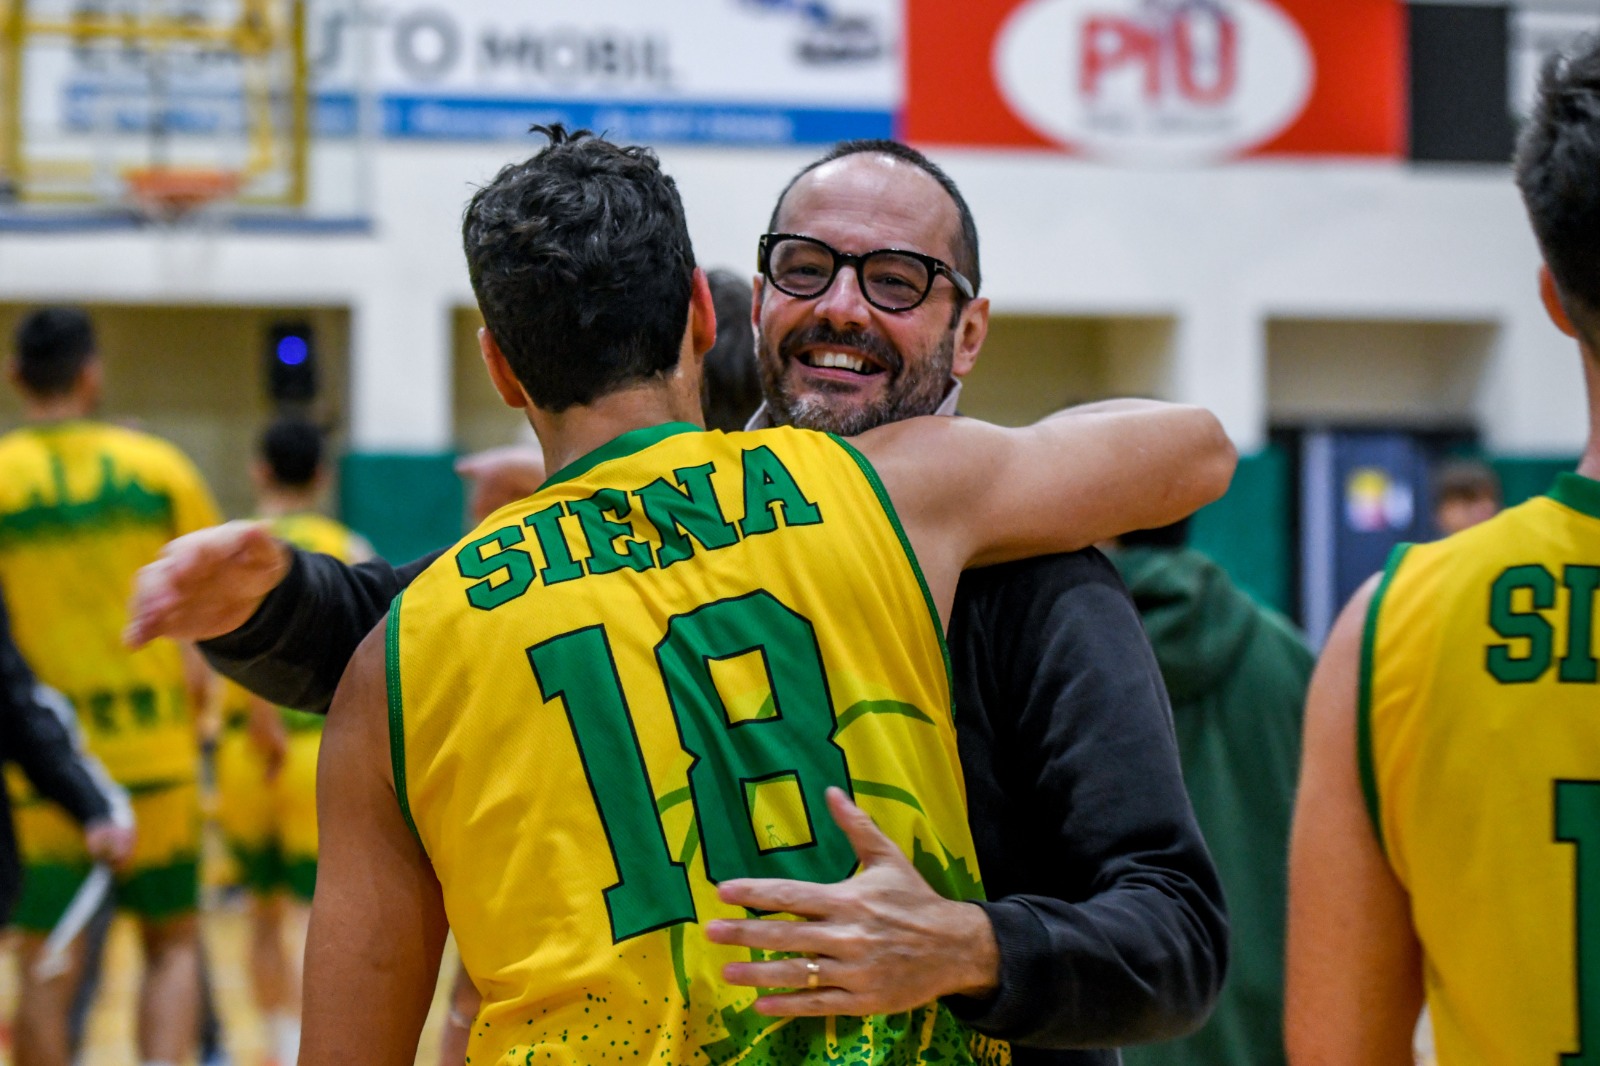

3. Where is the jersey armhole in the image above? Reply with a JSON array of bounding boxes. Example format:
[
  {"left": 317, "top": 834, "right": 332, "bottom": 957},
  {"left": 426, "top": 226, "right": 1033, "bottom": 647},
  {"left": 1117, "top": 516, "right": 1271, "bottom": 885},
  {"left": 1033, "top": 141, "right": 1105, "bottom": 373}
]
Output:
[
  {"left": 1357, "top": 542, "right": 1413, "bottom": 857},
  {"left": 385, "top": 591, "right": 423, "bottom": 848},
  {"left": 823, "top": 433, "right": 955, "bottom": 707}
]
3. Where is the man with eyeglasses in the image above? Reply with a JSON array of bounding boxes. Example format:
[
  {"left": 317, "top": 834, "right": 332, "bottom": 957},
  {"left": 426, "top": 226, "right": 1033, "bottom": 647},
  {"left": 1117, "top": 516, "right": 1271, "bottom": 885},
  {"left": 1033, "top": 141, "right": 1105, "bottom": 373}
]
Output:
[{"left": 127, "top": 139, "right": 1229, "bottom": 1063}]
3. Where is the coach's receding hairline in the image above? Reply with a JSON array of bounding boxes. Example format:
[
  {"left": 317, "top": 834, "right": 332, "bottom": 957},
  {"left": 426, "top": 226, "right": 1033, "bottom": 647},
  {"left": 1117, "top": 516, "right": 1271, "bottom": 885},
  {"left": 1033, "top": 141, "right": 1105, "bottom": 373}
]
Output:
[{"left": 771, "top": 152, "right": 967, "bottom": 265}]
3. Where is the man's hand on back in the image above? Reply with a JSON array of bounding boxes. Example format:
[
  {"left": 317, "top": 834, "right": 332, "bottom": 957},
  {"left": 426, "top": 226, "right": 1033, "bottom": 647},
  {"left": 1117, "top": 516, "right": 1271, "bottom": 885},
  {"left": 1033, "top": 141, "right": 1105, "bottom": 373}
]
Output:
[
  {"left": 708, "top": 788, "right": 1000, "bottom": 1017},
  {"left": 124, "top": 521, "right": 293, "bottom": 648}
]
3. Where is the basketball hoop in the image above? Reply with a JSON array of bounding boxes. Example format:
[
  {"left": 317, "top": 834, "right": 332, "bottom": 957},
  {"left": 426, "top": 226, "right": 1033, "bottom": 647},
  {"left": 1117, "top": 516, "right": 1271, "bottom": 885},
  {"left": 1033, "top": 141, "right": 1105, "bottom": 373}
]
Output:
[{"left": 122, "top": 166, "right": 243, "bottom": 222}]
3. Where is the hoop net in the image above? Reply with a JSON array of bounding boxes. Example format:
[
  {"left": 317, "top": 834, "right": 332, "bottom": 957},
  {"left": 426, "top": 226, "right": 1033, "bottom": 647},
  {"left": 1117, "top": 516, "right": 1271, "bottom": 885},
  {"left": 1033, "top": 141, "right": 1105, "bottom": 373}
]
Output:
[{"left": 122, "top": 167, "right": 244, "bottom": 222}]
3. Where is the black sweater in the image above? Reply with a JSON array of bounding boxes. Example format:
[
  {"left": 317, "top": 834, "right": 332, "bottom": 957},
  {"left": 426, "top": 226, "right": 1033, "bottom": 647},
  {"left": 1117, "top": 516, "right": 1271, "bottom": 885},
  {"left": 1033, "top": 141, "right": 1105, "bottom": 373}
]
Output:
[{"left": 201, "top": 546, "right": 1226, "bottom": 1062}]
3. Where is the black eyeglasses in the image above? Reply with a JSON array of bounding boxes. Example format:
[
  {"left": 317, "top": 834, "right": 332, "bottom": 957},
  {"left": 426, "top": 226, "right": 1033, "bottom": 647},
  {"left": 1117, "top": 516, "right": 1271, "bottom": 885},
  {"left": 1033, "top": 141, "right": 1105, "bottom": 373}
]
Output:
[{"left": 757, "top": 233, "right": 975, "bottom": 313}]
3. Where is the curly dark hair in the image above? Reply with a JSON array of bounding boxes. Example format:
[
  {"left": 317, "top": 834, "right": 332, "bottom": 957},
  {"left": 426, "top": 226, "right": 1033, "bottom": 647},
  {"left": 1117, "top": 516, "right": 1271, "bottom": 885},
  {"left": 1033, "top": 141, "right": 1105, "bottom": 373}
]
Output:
[
  {"left": 1516, "top": 35, "right": 1600, "bottom": 336},
  {"left": 463, "top": 125, "right": 698, "bottom": 411}
]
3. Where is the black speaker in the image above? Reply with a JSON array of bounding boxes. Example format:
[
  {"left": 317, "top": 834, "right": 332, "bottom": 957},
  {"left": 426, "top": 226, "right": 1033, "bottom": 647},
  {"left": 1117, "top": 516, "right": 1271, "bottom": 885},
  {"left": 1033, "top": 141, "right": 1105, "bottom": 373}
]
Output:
[
  {"left": 1409, "top": 3, "right": 1515, "bottom": 164},
  {"left": 266, "top": 321, "right": 317, "bottom": 405}
]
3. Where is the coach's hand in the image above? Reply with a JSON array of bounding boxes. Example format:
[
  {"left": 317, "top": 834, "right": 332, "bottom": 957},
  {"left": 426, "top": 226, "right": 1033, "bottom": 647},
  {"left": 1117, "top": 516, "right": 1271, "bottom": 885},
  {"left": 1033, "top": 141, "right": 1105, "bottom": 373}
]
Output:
[
  {"left": 125, "top": 521, "right": 292, "bottom": 647},
  {"left": 707, "top": 787, "right": 1000, "bottom": 1017}
]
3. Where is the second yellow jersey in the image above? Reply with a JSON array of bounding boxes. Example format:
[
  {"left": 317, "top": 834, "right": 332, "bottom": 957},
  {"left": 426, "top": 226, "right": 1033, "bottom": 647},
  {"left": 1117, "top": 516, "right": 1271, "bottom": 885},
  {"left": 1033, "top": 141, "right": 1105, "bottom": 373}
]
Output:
[
  {"left": 0, "top": 420, "right": 220, "bottom": 785},
  {"left": 219, "top": 510, "right": 370, "bottom": 732},
  {"left": 393, "top": 423, "right": 1007, "bottom": 1066},
  {"left": 1363, "top": 472, "right": 1600, "bottom": 1064}
]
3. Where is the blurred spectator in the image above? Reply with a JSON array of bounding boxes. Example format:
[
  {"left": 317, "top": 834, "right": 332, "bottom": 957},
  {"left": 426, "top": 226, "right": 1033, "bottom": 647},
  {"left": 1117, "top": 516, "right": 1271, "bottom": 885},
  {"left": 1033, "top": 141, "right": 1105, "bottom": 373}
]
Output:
[
  {"left": 700, "top": 269, "right": 761, "bottom": 432},
  {"left": 1433, "top": 459, "right": 1502, "bottom": 536},
  {"left": 1111, "top": 518, "right": 1311, "bottom": 1066}
]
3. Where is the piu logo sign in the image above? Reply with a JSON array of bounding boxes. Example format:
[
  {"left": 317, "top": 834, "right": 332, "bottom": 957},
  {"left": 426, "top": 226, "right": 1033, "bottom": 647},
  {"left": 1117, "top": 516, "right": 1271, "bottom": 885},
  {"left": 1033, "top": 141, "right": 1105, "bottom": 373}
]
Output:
[{"left": 995, "top": 0, "right": 1314, "bottom": 164}]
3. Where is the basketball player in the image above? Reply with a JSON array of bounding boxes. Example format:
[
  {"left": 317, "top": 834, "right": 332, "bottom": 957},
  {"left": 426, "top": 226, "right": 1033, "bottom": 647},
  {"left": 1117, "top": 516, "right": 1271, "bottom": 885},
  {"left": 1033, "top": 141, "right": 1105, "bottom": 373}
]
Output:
[
  {"left": 213, "top": 416, "right": 369, "bottom": 1066},
  {"left": 1286, "top": 39, "right": 1600, "bottom": 1063},
  {"left": 1, "top": 308, "right": 221, "bottom": 1066},
  {"left": 297, "top": 127, "right": 1231, "bottom": 1065}
]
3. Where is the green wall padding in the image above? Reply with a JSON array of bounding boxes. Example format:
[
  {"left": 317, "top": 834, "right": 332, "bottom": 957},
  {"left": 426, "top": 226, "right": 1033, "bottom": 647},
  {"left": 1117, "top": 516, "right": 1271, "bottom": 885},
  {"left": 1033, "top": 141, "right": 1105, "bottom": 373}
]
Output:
[
  {"left": 1189, "top": 446, "right": 1293, "bottom": 614},
  {"left": 340, "top": 451, "right": 464, "bottom": 565},
  {"left": 1491, "top": 456, "right": 1580, "bottom": 507}
]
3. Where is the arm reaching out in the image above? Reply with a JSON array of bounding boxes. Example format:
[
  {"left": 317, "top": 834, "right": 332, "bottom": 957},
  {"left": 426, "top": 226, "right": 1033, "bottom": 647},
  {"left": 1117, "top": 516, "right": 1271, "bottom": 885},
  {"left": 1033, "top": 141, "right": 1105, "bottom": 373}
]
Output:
[
  {"left": 301, "top": 623, "right": 449, "bottom": 1065},
  {"left": 125, "top": 521, "right": 292, "bottom": 647},
  {"left": 855, "top": 401, "right": 1235, "bottom": 616}
]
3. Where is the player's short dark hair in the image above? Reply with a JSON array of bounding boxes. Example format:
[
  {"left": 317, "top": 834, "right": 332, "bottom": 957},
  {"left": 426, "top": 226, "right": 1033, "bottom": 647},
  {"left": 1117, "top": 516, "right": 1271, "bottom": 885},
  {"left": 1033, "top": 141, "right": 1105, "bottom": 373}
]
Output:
[
  {"left": 13, "top": 307, "right": 95, "bottom": 397},
  {"left": 1516, "top": 35, "right": 1600, "bottom": 334},
  {"left": 1434, "top": 459, "right": 1502, "bottom": 506},
  {"left": 462, "top": 125, "right": 697, "bottom": 412},
  {"left": 767, "top": 139, "right": 981, "bottom": 296},
  {"left": 259, "top": 415, "right": 323, "bottom": 488},
  {"left": 701, "top": 270, "right": 761, "bottom": 432}
]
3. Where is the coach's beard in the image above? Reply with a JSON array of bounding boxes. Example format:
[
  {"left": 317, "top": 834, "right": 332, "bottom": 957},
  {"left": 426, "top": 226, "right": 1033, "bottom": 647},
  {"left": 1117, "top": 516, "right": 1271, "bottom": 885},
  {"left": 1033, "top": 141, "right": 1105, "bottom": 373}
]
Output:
[{"left": 759, "top": 325, "right": 955, "bottom": 436}]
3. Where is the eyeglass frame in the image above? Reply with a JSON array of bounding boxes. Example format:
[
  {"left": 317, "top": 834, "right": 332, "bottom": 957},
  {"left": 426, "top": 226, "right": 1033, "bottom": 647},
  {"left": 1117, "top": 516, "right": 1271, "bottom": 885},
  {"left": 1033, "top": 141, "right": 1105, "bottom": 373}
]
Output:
[{"left": 757, "top": 232, "right": 976, "bottom": 313}]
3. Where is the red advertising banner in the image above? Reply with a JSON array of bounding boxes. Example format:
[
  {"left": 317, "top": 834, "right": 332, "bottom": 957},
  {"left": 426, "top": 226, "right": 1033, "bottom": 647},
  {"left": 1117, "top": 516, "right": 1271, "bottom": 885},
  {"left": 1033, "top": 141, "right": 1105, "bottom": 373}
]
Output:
[{"left": 903, "top": 0, "right": 1405, "bottom": 163}]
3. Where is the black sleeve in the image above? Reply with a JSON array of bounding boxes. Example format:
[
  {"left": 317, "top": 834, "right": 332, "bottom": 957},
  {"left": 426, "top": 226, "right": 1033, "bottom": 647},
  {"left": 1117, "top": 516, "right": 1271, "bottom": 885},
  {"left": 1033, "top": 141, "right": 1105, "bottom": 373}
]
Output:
[
  {"left": 199, "top": 548, "right": 445, "bottom": 715},
  {"left": 943, "top": 551, "right": 1228, "bottom": 1049},
  {"left": 0, "top": 596, "right": 111, "bottom": 826}
]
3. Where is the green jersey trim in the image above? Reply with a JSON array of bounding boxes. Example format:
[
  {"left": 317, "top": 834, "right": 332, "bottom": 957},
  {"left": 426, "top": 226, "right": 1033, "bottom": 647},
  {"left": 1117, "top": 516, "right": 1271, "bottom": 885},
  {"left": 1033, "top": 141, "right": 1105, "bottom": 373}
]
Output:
[
  {"left": 1358, "top": 542, "right": 1412, "bottom": 857},
  {"left": 386, "top": 593, "right": 422, "bottom": 847},
  {"left": 539, "top": 422, "right": 703, "bottom": 491},
  {"left": 825, "top": 433, "right": 955, "bottom": 708},
  {"left": 1549, "top": 472, "right": 1600, "bottom": 521}
]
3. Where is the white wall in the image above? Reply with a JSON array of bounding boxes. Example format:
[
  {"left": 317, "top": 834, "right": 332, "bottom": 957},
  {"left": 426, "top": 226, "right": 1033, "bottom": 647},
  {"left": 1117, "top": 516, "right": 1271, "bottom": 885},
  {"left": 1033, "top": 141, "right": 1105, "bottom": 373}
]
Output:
[{"left": 0, "top": 142, "right": 1584, "bottom": 458}]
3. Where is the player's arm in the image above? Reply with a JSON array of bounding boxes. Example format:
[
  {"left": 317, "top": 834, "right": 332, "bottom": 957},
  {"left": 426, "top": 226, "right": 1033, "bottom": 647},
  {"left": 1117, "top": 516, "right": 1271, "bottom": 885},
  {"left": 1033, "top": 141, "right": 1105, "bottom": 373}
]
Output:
[
  {"left": 301, "top": 621, "right": 448, "bottom": 1066},
  {"left": 853, "top": 402, "right": 1234, "bottom": 612},
  {"left": 1284, "top": 578, "right": 1422, "bottom": 1065}
]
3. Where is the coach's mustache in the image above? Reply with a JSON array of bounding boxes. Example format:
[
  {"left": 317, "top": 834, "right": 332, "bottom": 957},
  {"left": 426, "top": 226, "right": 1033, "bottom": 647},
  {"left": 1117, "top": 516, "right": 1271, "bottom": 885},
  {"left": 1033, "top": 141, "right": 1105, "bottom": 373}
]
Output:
[{"left": 778, "top": 324, "right": 903, "bottom": 376}]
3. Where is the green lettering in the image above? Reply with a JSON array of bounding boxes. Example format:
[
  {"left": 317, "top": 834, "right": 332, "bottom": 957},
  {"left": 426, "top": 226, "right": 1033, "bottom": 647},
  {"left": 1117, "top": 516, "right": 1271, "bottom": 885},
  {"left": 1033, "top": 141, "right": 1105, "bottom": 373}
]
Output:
[
  {"left": 128, "top": 686, "right": 158, "bottom": 727},
  {"left": 85, "top": 690, "right": 116, "bottom": 734},
  {"left": 1562, "top": 566, "right": 1600, "bottom": 684},
  {"left": 455, "top": 526, "right": 536, "bottom": 612},
  {"left": 633, "top": 463, "right": 739, "bottom": 569},
  {"left": 523, "top": 503, "right": 584, "bottom": 585},
  {"left": 1487, "top": 564, "right": 1557, "bottom": 684},
  {"left": 1556, "top": 779, "right": 1600, "bottom": 1064},
  {"left": 738, "top": 446, "right": 822, "bottom": 537},
  {"left": 569, "top": 489, "right": 653, "bottom": 576}
]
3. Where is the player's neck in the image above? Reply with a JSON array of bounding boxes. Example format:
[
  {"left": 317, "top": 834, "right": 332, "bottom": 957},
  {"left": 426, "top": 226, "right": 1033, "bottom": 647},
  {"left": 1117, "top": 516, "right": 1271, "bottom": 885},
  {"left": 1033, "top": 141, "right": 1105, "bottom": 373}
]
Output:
[
  {"left": 530, "top": 379, "right": 704, "bottom": 477},
  {"left": 23, "top": 394, "right": 93, "bottom": 423},
  {"left": 1580, "top": 349, "right": 1600, "bottom": 482},
  {"left": 256, "top": 487, "right": 320, "bottom": 518}
]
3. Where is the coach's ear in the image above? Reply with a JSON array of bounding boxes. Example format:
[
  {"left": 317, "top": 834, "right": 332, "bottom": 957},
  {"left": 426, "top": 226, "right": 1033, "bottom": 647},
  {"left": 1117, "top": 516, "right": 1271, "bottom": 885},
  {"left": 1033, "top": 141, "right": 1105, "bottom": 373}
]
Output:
[
  {"left": 1542, "top": 265, "right": 1580, "bottom": 339},
  {"left": 479, "top": 328, "right": 531, "bottom": 410}
]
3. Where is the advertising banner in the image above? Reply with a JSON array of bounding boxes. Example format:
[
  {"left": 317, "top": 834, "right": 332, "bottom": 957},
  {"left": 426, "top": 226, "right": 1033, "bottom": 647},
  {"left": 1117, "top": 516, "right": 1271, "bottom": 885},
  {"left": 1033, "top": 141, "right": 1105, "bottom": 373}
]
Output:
[
  {"left": 903, "top": 0, "right": 1405, "bottom": 164},
  {"left": 38, "top": 0, "right": 900, "bottom": 147}
]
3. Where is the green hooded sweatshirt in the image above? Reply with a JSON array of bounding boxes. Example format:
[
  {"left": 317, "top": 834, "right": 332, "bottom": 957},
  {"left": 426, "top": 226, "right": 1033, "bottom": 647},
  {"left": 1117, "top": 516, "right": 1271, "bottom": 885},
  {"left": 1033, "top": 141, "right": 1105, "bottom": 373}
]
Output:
[{"left": 1114, "top": 548, "right": 1312, "bottom": 1066}]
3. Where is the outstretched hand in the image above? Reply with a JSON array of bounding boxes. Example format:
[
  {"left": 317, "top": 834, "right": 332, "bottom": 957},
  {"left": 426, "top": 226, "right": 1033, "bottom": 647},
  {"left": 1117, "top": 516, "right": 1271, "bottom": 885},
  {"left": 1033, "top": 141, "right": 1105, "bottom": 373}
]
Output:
[
  {"left": 706, "top": 787, "right": 1000, "bottom": 1017},
  {"left": 125, "top": 521, "right": 292, "bottom": 648}
]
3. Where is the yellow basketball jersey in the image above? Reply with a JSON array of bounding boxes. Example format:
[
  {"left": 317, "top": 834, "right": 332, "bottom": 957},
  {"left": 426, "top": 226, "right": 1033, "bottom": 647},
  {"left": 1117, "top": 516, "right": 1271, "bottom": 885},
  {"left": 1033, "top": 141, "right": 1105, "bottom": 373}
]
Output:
[
  {"left": 393, "top": 422, "right": 1007, "bottom": 1066},
  {"left": 0, "top": 420, "right": 220, "bottom": 785},
  {"left": 220, "top": 511, "right": 369, "bottom": 732},
  {"left": 1363, "top": 472, "right": 1600, "bottom": 1064}
]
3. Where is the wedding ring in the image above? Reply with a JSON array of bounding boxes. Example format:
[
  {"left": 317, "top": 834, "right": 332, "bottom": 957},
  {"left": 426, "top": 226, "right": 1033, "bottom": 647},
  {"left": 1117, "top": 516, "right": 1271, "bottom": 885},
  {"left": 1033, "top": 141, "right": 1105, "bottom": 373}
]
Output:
[{"left": 805, "top": 959, "right": 821, "bottom": 990}]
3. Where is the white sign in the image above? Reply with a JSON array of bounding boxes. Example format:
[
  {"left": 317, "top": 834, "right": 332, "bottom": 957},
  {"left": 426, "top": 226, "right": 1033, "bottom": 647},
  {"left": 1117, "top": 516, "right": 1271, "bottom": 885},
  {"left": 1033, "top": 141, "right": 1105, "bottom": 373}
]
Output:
[
  {"left": 36, "top": 0, "right": 901, "bottom": 146},
  {"left": 995, "top": 0, "right": 1314, "bottom": 165}
]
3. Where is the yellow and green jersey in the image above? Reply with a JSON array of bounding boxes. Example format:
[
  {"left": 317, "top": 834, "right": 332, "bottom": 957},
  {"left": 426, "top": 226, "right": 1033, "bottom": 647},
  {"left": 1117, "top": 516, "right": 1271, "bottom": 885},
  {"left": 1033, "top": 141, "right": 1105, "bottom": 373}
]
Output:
[
  {"left": 220, "top": 511, "right": 371, "bottom": 733},
  {"left": 1362, "top": 472, "right": 1600, "bottom": 1064},
  {"left": 392, "top": 422, "right": 1008, "bottom": 1066},
  {"left": 0, "top": 420, "right": 220, "bottom": 786}
]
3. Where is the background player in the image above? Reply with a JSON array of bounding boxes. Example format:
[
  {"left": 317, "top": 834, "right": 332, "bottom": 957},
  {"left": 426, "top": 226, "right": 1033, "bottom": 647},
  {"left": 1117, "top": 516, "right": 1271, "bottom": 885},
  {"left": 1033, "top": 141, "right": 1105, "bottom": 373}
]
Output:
[
  {"left": 1286, "top": 37, "right": 1600, "bottom": 1063},
  {"left": 300, "top": 126, "right": 1233, "bottom": 1065},
  {"left": 1, "top": 308, "right": 221, "bottom": 1066},
  {"left": 213, "top": 415, "right": 370, "bottom": 1066}
]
